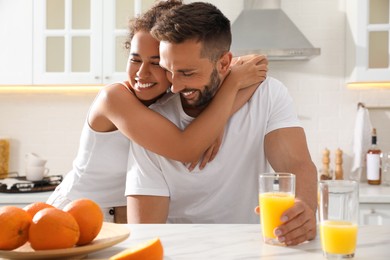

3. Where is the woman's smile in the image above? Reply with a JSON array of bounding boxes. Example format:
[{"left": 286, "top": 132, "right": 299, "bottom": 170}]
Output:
[{"left": 136, "top": 81, "right": 156, "bottom": 90}]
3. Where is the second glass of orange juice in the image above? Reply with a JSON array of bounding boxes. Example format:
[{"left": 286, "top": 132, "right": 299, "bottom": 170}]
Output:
[
  {"left": 318, "top": 180, "right": 359, "bottom": 259},
  {"left": 258, "top": 173, "right": 295, "bottom": 246}
]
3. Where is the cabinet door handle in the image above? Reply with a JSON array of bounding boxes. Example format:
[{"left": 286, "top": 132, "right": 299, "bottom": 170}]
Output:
[
  {"left": 105, "top": 76, "right": 111, "bottom": 80},
  {"left": 94, "top": 76, "right": 100, "bottom": 80},
  {"left": 370, "top": 209, "right": 376, "bottom": 214}
]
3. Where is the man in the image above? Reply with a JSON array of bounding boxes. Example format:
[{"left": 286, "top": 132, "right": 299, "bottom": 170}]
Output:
[{"left": 126, "top": 2, "right": 317, "bottom": 246}]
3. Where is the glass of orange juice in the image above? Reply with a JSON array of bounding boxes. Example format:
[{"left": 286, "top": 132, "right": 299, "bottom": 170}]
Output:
[
  {"left": 318, "top": 180, "right": 359, "bottom": 259},
  {"left": 258, "top": 172, "right": 295, "bottom": 246}
]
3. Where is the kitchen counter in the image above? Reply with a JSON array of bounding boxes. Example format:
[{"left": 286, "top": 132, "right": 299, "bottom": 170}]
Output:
[
  {"left": 0, "top": 191, "right": 52, "bottom": 207},
  {"left": 0, "top": 182, "right": 388, "bottom": 206},
  {"left": 359, "top": 183, "right": 390, "bottom": 203},
  {"left": 88, "top": 224, "right": 390, "bottom": 259}
]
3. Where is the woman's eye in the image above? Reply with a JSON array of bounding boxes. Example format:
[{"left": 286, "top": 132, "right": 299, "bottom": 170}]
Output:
[
  {"left": 152, "top": 62, "right": 160, "bottom": 66},
  {"left": 130, "top": 59, "right": 141, "bottom": 63},
  {"left": 183, "top": 72, "right": 194, "bottom": 77}
]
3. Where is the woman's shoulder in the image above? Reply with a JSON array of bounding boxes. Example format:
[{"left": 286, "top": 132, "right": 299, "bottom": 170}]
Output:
[
  {"left": 97, "top": 81, "right": 135, "bottom": 100},
  {"left": 102, "top": 81, "right": 133, "bottom": 94}
]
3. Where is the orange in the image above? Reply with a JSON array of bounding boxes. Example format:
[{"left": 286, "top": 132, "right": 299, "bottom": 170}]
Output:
[
  {"left": 63, "top": 198, "right": 104, "bottom": 246},
  {"left": 109, "top": 237, "right": 164, "bottom": 260},
  {"left": 29, "top": 207, "right": 80, "bottom": 250},
  {"left": 0, "top": 206, "right": 32, "bottom": 250},
  {"left": 23, "top": 201, "right": 54, "bottom": 218}
]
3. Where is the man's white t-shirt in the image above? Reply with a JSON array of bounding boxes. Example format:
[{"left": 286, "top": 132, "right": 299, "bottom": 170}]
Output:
[{"left": 125, "top": 77, "right": 301, "bottom": 223}]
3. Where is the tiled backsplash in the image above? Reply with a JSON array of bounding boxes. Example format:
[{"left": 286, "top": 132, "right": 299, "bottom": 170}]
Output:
[
  {"left": 0, "top": 93, "right": 95, "bottom": 176},
  {"left": 1, "top": 0, "right": 390, "bottom": 177}
]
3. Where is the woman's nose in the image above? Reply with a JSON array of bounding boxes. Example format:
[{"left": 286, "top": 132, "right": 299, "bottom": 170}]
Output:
[{"left": 136, "top": 63, "right": 150, "bottom": 78}]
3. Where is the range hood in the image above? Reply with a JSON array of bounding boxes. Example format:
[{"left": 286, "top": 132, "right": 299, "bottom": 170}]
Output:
[{"left": 231, "top": 0, "right": 321, "bottom": 60}]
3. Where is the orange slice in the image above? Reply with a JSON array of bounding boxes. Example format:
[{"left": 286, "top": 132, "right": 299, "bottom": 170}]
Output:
[{"left": 109, "top": 237, "right": 163, "bottom": 260}]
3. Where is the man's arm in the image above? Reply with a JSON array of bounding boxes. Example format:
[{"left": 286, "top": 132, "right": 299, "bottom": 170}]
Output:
[
  {"left": 127, "top": 195, "right": 169, "bottom": 223},
  {"left": 264, "top": 127, "right": 317, "bottom": 246}
]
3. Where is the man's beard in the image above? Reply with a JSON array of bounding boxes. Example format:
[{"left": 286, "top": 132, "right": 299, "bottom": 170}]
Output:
[{"left": 182, "top": 68, "right": 221, "bottom": 109}]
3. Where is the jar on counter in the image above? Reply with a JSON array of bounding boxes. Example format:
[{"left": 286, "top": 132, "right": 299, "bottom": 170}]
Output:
[{"left": 0, "top": 137, "right": 10, "bottom": 179}]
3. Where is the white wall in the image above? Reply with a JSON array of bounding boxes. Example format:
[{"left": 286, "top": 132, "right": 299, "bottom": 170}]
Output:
[
  {"left": 1, "top": 0, "right": 390, "bottom": 178},
  {"left": 0, "top": 93, "right": 95, "bottom": 176}
]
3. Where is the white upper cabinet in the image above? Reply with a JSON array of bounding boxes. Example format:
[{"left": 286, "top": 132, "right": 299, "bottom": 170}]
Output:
[
  {"left": 34, "top": 0, "right": 102, "bottom": 84},
  {"left": 0, "top": 0, "right": 33, "bottom": 85},
  {"left": 346, "top": 0, "right": 390, "bottom": 83},
  {"left": 34, "top": 0, "right": 154, "bottom": 85},
  {"left": 0, "top": 0, "right": 155, "bottom": 85}
]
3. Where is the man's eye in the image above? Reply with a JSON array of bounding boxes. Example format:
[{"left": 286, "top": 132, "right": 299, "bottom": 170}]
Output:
[
  {"left": 130, "top": 59, "right": 141, "bottom": 63},
  {"left": 183, "top": 72, "right": 194, "bottom": 77},
  {"left": 152, "top": 62, "right": 160, "bottom": 66}
]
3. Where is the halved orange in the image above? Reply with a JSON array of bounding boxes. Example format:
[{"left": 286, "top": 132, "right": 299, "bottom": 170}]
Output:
[{"left": 109, "top": 237, "right": 163, "bottom": 260}]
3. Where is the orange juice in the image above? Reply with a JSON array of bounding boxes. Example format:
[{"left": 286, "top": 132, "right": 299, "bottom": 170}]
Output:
[
  {"left": 259, "top": 192, "right": 295, "bottom": 239},
  {"left": 320, "top": 220, "right": 358, "bottom": 255}
]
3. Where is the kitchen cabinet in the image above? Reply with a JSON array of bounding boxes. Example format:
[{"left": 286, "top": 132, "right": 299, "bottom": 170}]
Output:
[
  {"left": 346, "top": 0, "right": 390, "bottom": 83},
  {"left": 359, "top": 203, "right": 390, "bottom": 225},
  {"left": 33, "top": 0, "right": 155, "bottom": 85},
  {"left": 0, "top": 0, "right": 33, "bottom": 85},
  {"left": 359, "top": 183, "right": 390, "bottom": 225},
  {"left": 0, "top": 0, "right": 155, "bottom": 85}
]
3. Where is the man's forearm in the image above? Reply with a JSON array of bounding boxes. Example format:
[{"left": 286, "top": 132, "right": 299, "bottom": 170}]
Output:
[
  {"left": 294, "top": 161, "right": 318, "bottom": 213},
  {"left": 264, "top": 127, "right": 318, "bottom": 212}
]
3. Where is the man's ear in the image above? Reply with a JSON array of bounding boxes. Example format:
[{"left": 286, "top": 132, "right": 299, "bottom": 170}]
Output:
[{"left": 217, "top": 51, "right": 233, "bottom": 74}]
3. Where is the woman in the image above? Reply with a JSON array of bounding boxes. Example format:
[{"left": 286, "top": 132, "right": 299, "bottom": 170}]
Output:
[{"left": 47, "top": 0, "right": 267, "bottom": 223}]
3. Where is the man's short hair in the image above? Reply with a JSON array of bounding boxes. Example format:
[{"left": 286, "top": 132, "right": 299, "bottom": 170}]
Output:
[
  {"left": 124, "top": 0, "right": 183, "bottom": 50},
  {"left": 151, "top": 2, "right": 231, "bottom": 62}
]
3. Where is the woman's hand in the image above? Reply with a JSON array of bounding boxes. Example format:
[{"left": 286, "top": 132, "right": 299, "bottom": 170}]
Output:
[
  {"left": 229, "top": 54, "right": 268, "bottom": 90},
  {"left": 186, "top": 131, "right": 224, "bottom": 171}
]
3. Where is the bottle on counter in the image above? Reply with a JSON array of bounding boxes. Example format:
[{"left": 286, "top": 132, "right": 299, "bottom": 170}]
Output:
[{"left": 366, "top": 128, "right": 381, "bottom": 185}]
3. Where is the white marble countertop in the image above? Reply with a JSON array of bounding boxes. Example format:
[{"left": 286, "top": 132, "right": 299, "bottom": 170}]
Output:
[
  {"left": 359, "top": 183, "right": 390, "bottom": 203},
  {"left": 88, "top": 224, "right": 390, "bottom": 260},
  {"left": 0, "top": 191, "right": 52, "bottom": 205}
]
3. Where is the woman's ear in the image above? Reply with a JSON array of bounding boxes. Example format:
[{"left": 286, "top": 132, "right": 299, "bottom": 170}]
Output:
[{"left": 217, "top": 51, "right": 233, "bottom": 74}]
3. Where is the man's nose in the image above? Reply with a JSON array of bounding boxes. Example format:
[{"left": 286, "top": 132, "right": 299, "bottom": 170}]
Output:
[{"left": 169, "top": 75, "right": 185, "bottom": 93}]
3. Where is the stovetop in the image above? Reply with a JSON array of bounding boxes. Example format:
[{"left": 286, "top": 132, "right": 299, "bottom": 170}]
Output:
[{"left": 0, "top": 173, "right": 62, "bottom": 193}]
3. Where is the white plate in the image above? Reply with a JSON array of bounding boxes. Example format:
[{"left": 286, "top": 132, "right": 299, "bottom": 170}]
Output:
[{"left": 0, "top": 222, "right": 130, "bottom": 259}]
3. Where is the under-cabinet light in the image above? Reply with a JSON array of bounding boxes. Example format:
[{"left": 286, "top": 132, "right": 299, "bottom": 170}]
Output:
[{"left": 347, "top": 82, "right": 390, "bottom": 89}]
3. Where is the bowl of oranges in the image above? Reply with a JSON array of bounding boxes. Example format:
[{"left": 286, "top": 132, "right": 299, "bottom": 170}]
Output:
[{"left": 0, "top": 199, "right": 130, "bottom": 259}]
